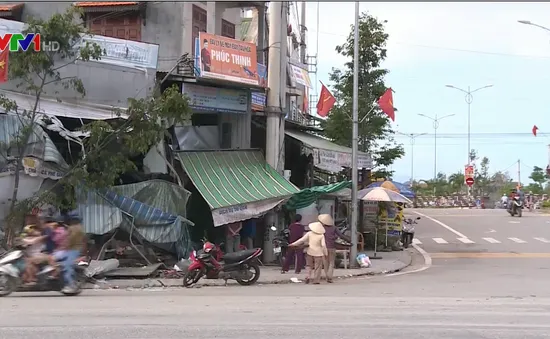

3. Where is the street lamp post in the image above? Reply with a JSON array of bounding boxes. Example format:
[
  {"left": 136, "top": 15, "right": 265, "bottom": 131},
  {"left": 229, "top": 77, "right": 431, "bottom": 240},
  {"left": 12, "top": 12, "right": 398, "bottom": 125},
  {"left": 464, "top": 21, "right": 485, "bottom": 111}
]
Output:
[
  {"left": 397, "top": 132, "right": 427, "bottom": 187},
  {"left": 418, "top": 113, "right": 455, "bottom": 193},
  {"left": 518, "top": 20, "right": 550, "bottom": 32},
  {"left": 445, "top": 85, "right": 493, "bottom": 165}
]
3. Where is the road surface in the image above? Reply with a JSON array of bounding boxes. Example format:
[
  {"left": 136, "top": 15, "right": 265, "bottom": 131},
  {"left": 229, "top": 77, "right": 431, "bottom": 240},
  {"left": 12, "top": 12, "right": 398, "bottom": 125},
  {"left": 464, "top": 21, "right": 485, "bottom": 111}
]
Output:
[{"left": 1, "top": 208, "right": 550, "bottom": 339}]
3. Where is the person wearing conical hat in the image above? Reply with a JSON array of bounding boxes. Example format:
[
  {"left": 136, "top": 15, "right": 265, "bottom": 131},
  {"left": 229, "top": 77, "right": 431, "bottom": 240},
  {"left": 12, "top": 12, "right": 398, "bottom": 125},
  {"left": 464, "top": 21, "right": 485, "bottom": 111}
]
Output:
[
  {"left": 318, "top": 214, "right": 350, "bottom": 283},
  {"left": 288, "top": 221, "right": 327, "bottom": 284}
]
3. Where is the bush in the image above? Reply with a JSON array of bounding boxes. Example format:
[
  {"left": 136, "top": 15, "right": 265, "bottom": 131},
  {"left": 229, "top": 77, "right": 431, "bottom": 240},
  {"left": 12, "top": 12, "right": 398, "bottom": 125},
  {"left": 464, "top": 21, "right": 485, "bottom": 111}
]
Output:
[{"left": 542, "top": 201, "right": 550, "bottom": 208}]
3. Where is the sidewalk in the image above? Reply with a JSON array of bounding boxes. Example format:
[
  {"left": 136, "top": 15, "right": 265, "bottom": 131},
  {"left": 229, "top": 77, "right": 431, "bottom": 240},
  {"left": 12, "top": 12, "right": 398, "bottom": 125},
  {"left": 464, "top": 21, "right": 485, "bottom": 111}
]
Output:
[{"left": 84, "top": 250, "right": 412, "bottom": 290}]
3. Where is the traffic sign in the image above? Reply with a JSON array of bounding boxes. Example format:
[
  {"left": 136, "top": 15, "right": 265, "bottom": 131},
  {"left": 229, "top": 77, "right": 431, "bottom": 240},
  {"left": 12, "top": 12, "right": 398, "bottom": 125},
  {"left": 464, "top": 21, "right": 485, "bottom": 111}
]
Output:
[{"left": 465, "top": 177, "right": 474, "bottom": 187}]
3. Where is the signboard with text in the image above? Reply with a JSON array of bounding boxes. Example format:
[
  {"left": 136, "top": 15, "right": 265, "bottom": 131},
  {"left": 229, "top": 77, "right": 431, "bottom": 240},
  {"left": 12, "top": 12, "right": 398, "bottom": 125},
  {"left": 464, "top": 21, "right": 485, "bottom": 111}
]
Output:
[
  {"left": 196, "top": 32, "right": 259, "bottom": 86},
  {"left": 182, "top": 83, "right": 247, "bottom": 114}
]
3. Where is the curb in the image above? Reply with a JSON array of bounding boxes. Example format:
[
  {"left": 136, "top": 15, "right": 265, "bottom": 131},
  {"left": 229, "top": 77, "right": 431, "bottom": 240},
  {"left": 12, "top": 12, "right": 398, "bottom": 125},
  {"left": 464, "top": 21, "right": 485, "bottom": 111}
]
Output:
[{"left": 85, "top": 252, "right": 413, "bottom": 290}]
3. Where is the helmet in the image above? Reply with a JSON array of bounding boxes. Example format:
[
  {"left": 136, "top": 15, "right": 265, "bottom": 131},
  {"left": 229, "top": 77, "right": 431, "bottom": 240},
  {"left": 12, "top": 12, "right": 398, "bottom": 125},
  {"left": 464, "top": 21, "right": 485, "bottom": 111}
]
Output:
[{"left": 203, "top": 242, "right": 215, "bottom": 253}]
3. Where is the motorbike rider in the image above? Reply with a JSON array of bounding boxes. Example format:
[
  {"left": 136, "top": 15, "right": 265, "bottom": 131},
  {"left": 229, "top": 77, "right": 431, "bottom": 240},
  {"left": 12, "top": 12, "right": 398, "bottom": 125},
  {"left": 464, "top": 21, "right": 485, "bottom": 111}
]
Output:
[
  {"left": 500, "top": 194, "right": 508, "bottom": 208},
  {"left": 53, "top": 211, "right": 86, "bottom": 293}
]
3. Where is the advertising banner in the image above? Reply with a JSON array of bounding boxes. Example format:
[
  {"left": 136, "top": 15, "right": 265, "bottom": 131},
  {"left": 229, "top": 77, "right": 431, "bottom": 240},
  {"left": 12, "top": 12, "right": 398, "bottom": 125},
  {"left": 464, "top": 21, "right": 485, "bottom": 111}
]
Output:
[
  {"left": 182, "top": 83, "right": 247, "bottom": 114},
  {"left": 289, "top": 64, "right": 312, "bottom": 88},
  {"left": 196, "top": 33, "right": 259, "bottom": 86}
]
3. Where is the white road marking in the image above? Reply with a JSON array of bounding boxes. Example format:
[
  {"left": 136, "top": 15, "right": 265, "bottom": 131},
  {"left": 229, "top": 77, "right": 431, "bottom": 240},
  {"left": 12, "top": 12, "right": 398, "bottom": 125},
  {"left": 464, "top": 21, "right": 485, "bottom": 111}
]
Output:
[
  {"left": 508, "top": 237, "right": 526, "bottom": 243},
  {"left": 508, "top": 221, "right": 520, "bottom": 224},
  {"left": 482, "top": 237, "right": 501, "bottom": 244},
  {"left": 412, "top": 238, "right": 422, "bottom": 245},
  {"left": 433, "top": 237, "right": 448, "bottom": 244},
  {"left": 413, "top": 211, "right": 468, "bottom": 238},
  {"left": 457, "top": 238, "right": 475, "bottom": 244},
  {"left": 486, "top": 229, "right": 496, "bottom": 233},
  {"left": 534, "top": 237, "right": 550, "bottom": 243}
]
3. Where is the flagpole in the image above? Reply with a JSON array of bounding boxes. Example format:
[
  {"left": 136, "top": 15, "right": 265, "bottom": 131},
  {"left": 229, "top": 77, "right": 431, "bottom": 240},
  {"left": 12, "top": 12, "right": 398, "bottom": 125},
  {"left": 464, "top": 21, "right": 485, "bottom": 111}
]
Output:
[{"left": 350, "top": 0, "right": 360, "bottom": 267}]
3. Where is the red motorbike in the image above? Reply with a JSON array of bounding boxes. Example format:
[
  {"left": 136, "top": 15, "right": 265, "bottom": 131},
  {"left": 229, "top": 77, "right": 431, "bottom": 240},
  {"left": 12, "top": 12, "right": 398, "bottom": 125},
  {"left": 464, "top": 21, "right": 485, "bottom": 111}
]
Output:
[{"left": 183, "top": 242, "right": 262, "bottom": 287}]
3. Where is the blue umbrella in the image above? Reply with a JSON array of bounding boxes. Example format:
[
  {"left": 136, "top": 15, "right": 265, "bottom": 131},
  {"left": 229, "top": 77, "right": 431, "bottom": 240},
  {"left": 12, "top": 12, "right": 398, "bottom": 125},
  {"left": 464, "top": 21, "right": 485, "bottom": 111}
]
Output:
[{"left": 367, "top": 180, "right": 416, "bottom": 199}]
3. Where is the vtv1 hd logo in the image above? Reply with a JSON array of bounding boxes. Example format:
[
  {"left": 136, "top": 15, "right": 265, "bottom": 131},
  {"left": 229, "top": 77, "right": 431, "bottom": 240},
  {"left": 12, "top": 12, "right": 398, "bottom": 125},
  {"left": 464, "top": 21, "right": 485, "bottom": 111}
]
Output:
[{"left": 0, "top": 33, "right": 60, "bottom": 52}]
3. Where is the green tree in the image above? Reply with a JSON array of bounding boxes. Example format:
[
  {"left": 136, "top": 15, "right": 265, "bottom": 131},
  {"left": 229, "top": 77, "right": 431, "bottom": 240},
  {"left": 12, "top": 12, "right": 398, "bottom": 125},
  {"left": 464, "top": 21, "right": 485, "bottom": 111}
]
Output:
[
  {"left": 527, "top": 166, "right": 546, "bottom": 194},
  {"left": 448, "top": 172, "right": 465, "bottom": 193},
  {"left": 474, "top": 156, "right": 490, "bottom": 195},
  {"left": 320, "top": 12, "right": 403, "bottom": 175}
]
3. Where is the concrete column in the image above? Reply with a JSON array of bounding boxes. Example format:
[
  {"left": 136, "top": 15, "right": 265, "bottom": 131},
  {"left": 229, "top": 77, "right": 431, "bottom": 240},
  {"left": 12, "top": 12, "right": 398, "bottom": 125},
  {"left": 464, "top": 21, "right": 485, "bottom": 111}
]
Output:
[
  {"left": 257, "top": 4, "right": 266, "bottom": 64},
  {"left": 263, "top": 1, "right": 285, "bottom": 263},
  {"left": 206, "top": 2, "right": 224, "bottom": 35}
]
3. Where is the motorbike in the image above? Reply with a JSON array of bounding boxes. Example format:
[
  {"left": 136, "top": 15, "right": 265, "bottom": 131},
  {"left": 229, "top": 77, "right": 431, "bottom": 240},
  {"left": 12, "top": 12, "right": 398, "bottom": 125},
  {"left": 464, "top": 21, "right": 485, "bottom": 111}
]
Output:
[
  {"left": 183, "top": 241, "right": 262, "bottom": 287},
  {"left": 401, "top": 217, "right": 421, "bottom": 248},
  {"left": 0, "top": 247, "right": 89, "bottom": 297},
  {"left": 507, "top": 196, "right": 523, "bottom": 217},
  {"left": 271, "top": 227, "right": 290, "bottom": 267}
]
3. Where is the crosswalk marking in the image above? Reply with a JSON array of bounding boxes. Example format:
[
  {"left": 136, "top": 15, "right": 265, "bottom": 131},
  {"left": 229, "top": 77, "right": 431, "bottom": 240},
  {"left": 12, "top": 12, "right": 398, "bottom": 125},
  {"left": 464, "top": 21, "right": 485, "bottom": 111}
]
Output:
[{"left": 416, "top": 236, "right": 550, "bottom": 245}]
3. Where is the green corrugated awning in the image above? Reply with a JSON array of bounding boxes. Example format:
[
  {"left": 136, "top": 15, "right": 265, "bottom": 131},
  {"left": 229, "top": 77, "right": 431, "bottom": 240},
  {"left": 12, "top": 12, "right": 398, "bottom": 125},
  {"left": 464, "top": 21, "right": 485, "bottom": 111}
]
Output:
[
  {"left": 285, "top": 181, "right": 352, "bottom": 211},
  {"left": 177, "top": 150, "right": 300, "bottom": 226}
]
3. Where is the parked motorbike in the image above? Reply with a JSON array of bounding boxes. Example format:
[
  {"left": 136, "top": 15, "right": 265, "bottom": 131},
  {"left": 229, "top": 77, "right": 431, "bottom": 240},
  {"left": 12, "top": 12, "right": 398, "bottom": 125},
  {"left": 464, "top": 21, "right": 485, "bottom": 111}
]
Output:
[
  {"left": 271, "top": 227, "right": 290, "bottom": 267},
  {"left": 401, "top": 217, "right": 421, "bottom": 248},
  {"left": 0, "top": 246, "right": 89, "bottom": 297},
  {"left": 183, "top": 242, "right": 262, "bottom": 287},
  {"left": 507, "top": 196, "right": 523, "bottom": 217}
]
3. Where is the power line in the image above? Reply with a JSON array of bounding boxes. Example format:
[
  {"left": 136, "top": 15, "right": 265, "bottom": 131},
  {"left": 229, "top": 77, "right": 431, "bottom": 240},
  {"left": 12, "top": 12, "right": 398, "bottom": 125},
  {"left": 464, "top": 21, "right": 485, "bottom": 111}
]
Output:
[{"left": 309, "top": 29, "right": 550, "bottom": 60}]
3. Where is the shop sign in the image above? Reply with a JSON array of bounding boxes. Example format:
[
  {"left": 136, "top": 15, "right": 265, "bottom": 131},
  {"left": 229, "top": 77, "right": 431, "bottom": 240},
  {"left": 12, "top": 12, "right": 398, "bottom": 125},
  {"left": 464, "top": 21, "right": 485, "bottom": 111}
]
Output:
[
  {"left": 289, "top": 64, "right": 312, "bottom": 88},
  {"left": 251, "top": 92, "right": 266, "bottom": 111},
  {"left": 78, "top": 35, "right": 159, "bottom": 69},
  {"left": 313, "top": 149, "right": 372, "bottom": 172},
  {"left": 0, "top": 157, "right": 64, "bottom": 180},
  {"left": 195, "top": 33, "right": 259, "bottom": 86},
  {"left": 182, "top": 83, "right": 247, "bottom": 114}
]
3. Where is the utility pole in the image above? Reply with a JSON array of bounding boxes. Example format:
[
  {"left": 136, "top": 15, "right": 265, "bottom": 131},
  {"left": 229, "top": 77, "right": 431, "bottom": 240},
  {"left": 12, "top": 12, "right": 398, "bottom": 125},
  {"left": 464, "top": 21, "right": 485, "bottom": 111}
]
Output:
[
  {"left": 300, "top": 1, "right": 307, "bottom": 64},
  {"left": 418, "top": 113, "right": 455, "bottom": 194},
  {"left": 264, "top": 1, "right": 286, "bottom": 263},
  {"left": 350, "top": 1, "right": 360, "bottom": 267},
  {"left": 518, "top": 159, "right": 521, "bottom": 187},
  {"left": 398, "top": 132, "right": 428, "bottom": 187}
]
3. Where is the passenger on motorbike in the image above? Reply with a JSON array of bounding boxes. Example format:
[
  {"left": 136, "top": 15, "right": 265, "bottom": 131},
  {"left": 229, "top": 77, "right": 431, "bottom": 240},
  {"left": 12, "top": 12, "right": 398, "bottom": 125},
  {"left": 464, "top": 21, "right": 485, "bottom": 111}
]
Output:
[
  {"left": 21, "top": 222, "right": 58, "bottom": 286},
  {"left": 53, "top": 213, "right": 86, "bottom": 293}
]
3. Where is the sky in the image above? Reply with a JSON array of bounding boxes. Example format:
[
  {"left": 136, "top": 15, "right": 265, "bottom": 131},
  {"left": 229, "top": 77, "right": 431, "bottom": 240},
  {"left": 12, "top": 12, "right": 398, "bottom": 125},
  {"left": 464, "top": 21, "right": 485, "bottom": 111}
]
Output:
[{"left": 300, "top": 2, "right": 550, "bottom": 185}]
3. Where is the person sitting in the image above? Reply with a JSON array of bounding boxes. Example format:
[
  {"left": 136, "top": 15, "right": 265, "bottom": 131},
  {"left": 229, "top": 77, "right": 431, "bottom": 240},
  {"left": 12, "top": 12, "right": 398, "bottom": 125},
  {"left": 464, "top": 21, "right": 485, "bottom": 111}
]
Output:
[{"left": 21, "top": 225, "right": 58, "bottom": 286}]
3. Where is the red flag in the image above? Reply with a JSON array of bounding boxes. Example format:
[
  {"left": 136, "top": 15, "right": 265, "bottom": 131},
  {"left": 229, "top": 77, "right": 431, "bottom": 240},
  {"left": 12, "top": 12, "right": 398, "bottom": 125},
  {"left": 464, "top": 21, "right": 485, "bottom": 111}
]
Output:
[
  {"left": 316, "top": 82, "right": 336, "bottom": 117},
  {"left": 532, "top": 125, "right": 538, "bottom": 136},
  {"left": 0, "top": 49, "right": 8, "bottom": 83},
  {"left": 378, "top": 88, "right": 395, "bottom": 121}
]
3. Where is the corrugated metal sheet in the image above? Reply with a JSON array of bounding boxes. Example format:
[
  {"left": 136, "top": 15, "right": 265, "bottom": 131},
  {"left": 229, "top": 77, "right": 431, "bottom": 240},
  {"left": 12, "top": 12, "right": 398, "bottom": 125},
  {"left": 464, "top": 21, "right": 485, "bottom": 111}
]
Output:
[
  {"left": 0, "top": 90, "right": 123, "bottom": 120},
  {"left": 78, "top": 180, "right": 193, "bottom": 257},
  {"left": 0, "top": 114, "right": 67, "bottom": 166}
]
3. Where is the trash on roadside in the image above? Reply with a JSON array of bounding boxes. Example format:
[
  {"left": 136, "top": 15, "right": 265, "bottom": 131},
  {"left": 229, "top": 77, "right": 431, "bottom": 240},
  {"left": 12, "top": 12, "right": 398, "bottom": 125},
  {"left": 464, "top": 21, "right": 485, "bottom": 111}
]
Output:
[
  {"left": 290, "top": 277, "right": 301, "bottom": 283},
  {"left": 356, "top": 254, "right": 372, "bottom": 268}
]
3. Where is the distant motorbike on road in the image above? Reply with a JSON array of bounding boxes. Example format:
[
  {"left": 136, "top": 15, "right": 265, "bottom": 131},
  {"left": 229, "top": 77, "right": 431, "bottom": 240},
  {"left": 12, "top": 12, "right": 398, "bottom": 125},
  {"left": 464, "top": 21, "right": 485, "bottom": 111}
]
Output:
[
  {"left": 507, "top": 196, "right": 523, "bottom": 217},
  {"left": 401, "top": 217, "right": 421, "bottom": 248},
  {"left": 183, "top": 242, "right": 262, "bottom": 287}
]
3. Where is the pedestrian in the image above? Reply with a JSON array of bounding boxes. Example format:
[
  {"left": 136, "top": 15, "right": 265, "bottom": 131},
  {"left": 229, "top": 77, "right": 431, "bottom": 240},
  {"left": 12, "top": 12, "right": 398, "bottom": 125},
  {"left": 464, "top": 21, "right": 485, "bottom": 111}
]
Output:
[
  {"left": 288, "top": 221, "right": 327, "bottom": 284},
  {"left": 318, "top": 214, "right": 351, "bottom": 283},
  {"left": 281, "top": 214, "right": 305, "bottom": 274},
  {"left": 225, "top": 222, "right": 242, "bottom": 253},
  {"left": 240, "top": 219, "right": 256, "bottom": 249}
]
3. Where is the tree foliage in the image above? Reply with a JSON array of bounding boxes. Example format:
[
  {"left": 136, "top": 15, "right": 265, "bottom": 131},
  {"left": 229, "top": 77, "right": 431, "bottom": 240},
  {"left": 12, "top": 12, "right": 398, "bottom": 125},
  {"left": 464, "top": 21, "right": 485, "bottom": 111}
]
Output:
[{"left": 320, "top": 12, "right": 404, "bottom": 175}]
